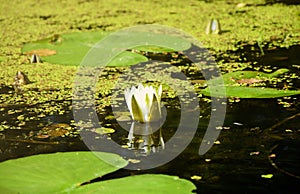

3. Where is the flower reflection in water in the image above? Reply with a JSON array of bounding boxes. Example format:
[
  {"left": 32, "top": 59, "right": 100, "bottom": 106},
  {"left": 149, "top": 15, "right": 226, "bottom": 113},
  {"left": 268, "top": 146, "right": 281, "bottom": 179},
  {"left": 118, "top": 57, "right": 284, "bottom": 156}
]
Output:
[
  {"left": 127, "top": 122, "right": 165, "bottom": 155},
  {"left": 124, "top": 84, "right": 165, "bottom": 155}
]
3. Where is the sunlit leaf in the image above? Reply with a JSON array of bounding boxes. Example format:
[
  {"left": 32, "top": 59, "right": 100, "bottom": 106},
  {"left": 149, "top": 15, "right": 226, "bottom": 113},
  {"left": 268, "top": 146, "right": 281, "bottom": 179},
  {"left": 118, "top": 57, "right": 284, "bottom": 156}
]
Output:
[
  {"left": 73, "top": 174, "right": 196, "bottom": 194},
  {"left": 0, "top": 152, "right": 128, "bottom": 194},
  {"left": 203, "top": 86, "right": 300, "bottom": 98},
  {"left": 261, "top": 174, "right": 273, "bottom": 179},
  {"left": 0, "top": 152, "right": 196, "bottom": 193},
  {"left": 22, "top": 31, "right": 148, "bottom": 66},
  {"left": 22, "top": 31, "right": 191, "bottom": 66},
  {"left": 120, "top": 31, "right": 191, "bottom": 52},
  {"left": 201, "top": 69, "right": 300, "bottom": 98},
  {"left": 95, "top": 127, "right": 115, "bottom": 134}
]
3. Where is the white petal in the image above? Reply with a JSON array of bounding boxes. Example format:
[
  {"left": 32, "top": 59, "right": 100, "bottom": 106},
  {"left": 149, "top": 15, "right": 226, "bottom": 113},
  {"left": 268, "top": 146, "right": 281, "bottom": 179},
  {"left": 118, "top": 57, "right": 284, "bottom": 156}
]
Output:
[
  {"left": 133, "top": 92, "right": 148, "bottom": 122},
  {"left": 131, "top": 95, "right": 145, "bottom": 122},
  {"left": 149, "top": 93, "right": 161, "bottom": 121},
  {"left": 157, "top": 85, "right": 162, "bottom": 100},
  {"left": 124, "top": 88, "right": 133, "bottom": 116}
]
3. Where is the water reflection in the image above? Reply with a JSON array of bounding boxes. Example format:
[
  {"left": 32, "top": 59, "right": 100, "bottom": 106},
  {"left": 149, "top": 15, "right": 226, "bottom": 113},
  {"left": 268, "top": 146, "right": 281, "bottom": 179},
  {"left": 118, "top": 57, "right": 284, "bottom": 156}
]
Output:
[{"left": 127, "top": 122, "right": 165, "bottom": 156}]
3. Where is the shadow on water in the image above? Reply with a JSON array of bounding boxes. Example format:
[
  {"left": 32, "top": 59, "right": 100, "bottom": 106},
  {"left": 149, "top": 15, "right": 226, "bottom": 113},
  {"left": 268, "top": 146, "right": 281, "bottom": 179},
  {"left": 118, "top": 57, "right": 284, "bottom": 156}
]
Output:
[
  {"left": 1, "top": 42, "right": 300, "bottom": 193},
  {"left": 264, "top": 0, "right": 300, "bottom": 5},
  {"left": 218, "top": 43, "right": 300, "bottom": 70}
]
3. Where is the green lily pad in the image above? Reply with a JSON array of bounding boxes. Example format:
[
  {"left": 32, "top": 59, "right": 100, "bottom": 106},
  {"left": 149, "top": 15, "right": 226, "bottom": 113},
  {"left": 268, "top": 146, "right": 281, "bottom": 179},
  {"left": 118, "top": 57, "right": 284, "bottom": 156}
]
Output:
[
  {"left": 95, "top": 127, "right": 115, "bottom": 134},
  {"left": 22, "top": 31, "right": 191, "bottom": 66},
  {"left": 134, "top": 45, "right": 177, "bottom": 52},
  {"left": 22, "top": 31, "right": 148, "bottom": 66},
  {"left": 130, "top": 32, "right": 191, "bottom": 52},
  {"left": 131, "top": 33, "right": 191, "bottom": 52},
  {"left": 202, "top": 69, "right": 300, "bottom": 98},
  {"left": 203, "top": 86, "right": 300, "bottom": 98},
  {"left": 73, "top": 174, "right": 196, "bottom": 194},
  {"left": 0, "top": 152, "right": 196, "bottom": 194},
  {"left": 0, "top": 152, "right": 128, "bottom": 194},
  {"left": 217, "top": 68, "right": 289, "bottom": 85}
]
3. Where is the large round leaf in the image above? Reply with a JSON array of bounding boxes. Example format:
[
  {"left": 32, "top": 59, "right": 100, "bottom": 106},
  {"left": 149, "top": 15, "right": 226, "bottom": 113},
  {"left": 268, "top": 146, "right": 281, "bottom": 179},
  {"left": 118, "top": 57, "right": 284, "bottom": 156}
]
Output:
[
  {"left": 22, "top": 31, "right": 191, "bottom": 66},
  {"left": 0, "top": 152, "right": 128, "bottom": 194},
  {"left": 131, "top": 32, "right": 191, "bottom": 52},
  {"left": 22, "top": 31, "right": 148, "bottom": 66},
  {"left": 202, "top": 86, "right": 300, "bottom": 98},
  {"left": 201, "top": 69, "right": 300, "bottom": 98},
  {"left": 73, "top": 174, "right": 196, "bottom": 194},
  {"left": 0, "top": 152, "right": 196, "bottom": 194}
]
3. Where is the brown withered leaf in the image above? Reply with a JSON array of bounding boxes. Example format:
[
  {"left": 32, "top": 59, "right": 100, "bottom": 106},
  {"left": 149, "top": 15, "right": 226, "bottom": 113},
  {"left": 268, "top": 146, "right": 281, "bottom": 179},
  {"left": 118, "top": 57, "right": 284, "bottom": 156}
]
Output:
[
  {"left": 25, "top": 49, "right": 57, "bottom": 56},
  {"left": 236, "top": 78, "right": 263, "bottom": 84}
]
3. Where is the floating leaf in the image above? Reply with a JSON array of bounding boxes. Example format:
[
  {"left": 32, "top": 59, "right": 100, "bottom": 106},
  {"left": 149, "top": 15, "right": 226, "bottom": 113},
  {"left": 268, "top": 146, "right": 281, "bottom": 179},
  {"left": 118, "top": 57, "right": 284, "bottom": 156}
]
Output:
[
  {"left": 131, "top": 33, "right": 191, "bottom": 52},
  {"left": 22, "top": 31, "right": 148, "bottom": 66},
  {"left": 190, "top": 175, "right": 202, "bottom": 181},
  {"left": 0, "top": 152, "right": 127, "bottom": 194},
  {"left": 107, "top": 51, "right": 148, "bottom": 67},
  {"left": 261, "top": 174, "right": 273, "bottom": 179},
  {"left": 22, "top": 31, "right": 191, "bottom": 66},
  {"left": 0, "top": 152, "right": 196, "bottom": 193},
  {"left": 73, "top": 174, "right": 196, "bottom": 194},
  {"left": 203, "top": 86, "right": 300, "bottom": 98},
  {"left": 94, "top": 127, "right": 115, "bottom": 134},
  {"left": 215, "top": 68, "right": 289, "bottom": 85},
  {"left": 133, "top": 46, "right": 175, "bottom": 52},
  {"left": 201, "top": 69, "right": 300, "bottom": 98},
  {"left": 25, "top": 49, "right": 57, "bottom": 56}
]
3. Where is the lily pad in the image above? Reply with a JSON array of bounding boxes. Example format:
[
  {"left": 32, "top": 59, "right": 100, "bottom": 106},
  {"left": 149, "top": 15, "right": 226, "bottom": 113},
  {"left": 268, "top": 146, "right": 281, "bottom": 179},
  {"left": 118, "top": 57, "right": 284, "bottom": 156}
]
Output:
[
  {"left": 22, "top": 31, "right": 148, "bottom": 66},
  {"left": 0, "top": 152, "right": 196, "bottom": 194},
  {"left": 94, "top": 127, "right": 115, "bottom": 134},
  {"left": 0, "top": 152, "right": 127, "bottom": 194},
  {"left": 73, "top": 174, "right": 196, "bottom": 194},
  {"left": 202, "top": 69, "right": 300, "bottom": 98},
  {"left": 217, "top": 68, "right": 290, "bottom": 85},
  {"left": 130, "top": 32, "right": 191, "bottom": 52},
  {"left": 134, "top": 33, "right": 191, "bottom": 52},
  {"left": 25, "top": 49, "right": 57, "bottom": 56},
  {"left": 22, "top": 31, "right": 191, "bottom": 66},
  {"left": 133, "top": 45, "right": 177, "bottom": 52},
  {"left": 203, "top": 86, "right": 300, "bottom": 98}
]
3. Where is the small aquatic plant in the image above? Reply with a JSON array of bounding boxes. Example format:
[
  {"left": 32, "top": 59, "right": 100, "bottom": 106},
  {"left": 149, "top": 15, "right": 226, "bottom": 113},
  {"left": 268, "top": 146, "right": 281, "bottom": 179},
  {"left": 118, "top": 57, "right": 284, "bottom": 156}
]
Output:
[
  {"left": 205, "top": 18, "right": 221, "bottom": 34},
  {"left": 124, "top": 84, "right": 162, "bottom": 123},
  {"left": 30, "top": 53, "right": 42, "bottom": 63},
  {"left": 13, "top": 71, "right": 31, "bottom": 92}
]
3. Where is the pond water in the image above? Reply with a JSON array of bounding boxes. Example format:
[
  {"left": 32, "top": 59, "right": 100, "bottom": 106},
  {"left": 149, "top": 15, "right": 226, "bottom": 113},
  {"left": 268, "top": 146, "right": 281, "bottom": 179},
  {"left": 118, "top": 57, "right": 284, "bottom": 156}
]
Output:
[
  {"left": 97, "top": 97, "right": 300, "bottom": 193},
  {"left": 0, "top": 44, "right": 300, "bottom": 193}
]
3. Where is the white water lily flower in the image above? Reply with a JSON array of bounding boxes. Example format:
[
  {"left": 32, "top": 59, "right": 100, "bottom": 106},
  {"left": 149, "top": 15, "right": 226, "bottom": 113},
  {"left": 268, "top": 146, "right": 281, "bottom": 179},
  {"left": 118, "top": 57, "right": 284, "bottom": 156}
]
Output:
[{"left": 124, "top": 84, "right": 162, "bottom": 123}]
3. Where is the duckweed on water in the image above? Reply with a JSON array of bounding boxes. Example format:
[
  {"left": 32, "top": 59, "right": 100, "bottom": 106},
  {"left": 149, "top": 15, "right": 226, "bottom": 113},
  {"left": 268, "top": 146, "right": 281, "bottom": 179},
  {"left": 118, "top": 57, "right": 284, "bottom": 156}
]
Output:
[{"left": 0, "top": 0, "right": 298, "bottom": 108}]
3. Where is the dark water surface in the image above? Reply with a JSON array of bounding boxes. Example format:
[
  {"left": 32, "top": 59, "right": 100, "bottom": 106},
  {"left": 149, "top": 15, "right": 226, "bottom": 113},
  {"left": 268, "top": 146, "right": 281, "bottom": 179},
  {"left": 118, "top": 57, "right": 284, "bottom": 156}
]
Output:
[{"left": 1, "top": 96, "right": 299, "bottom": 193}]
